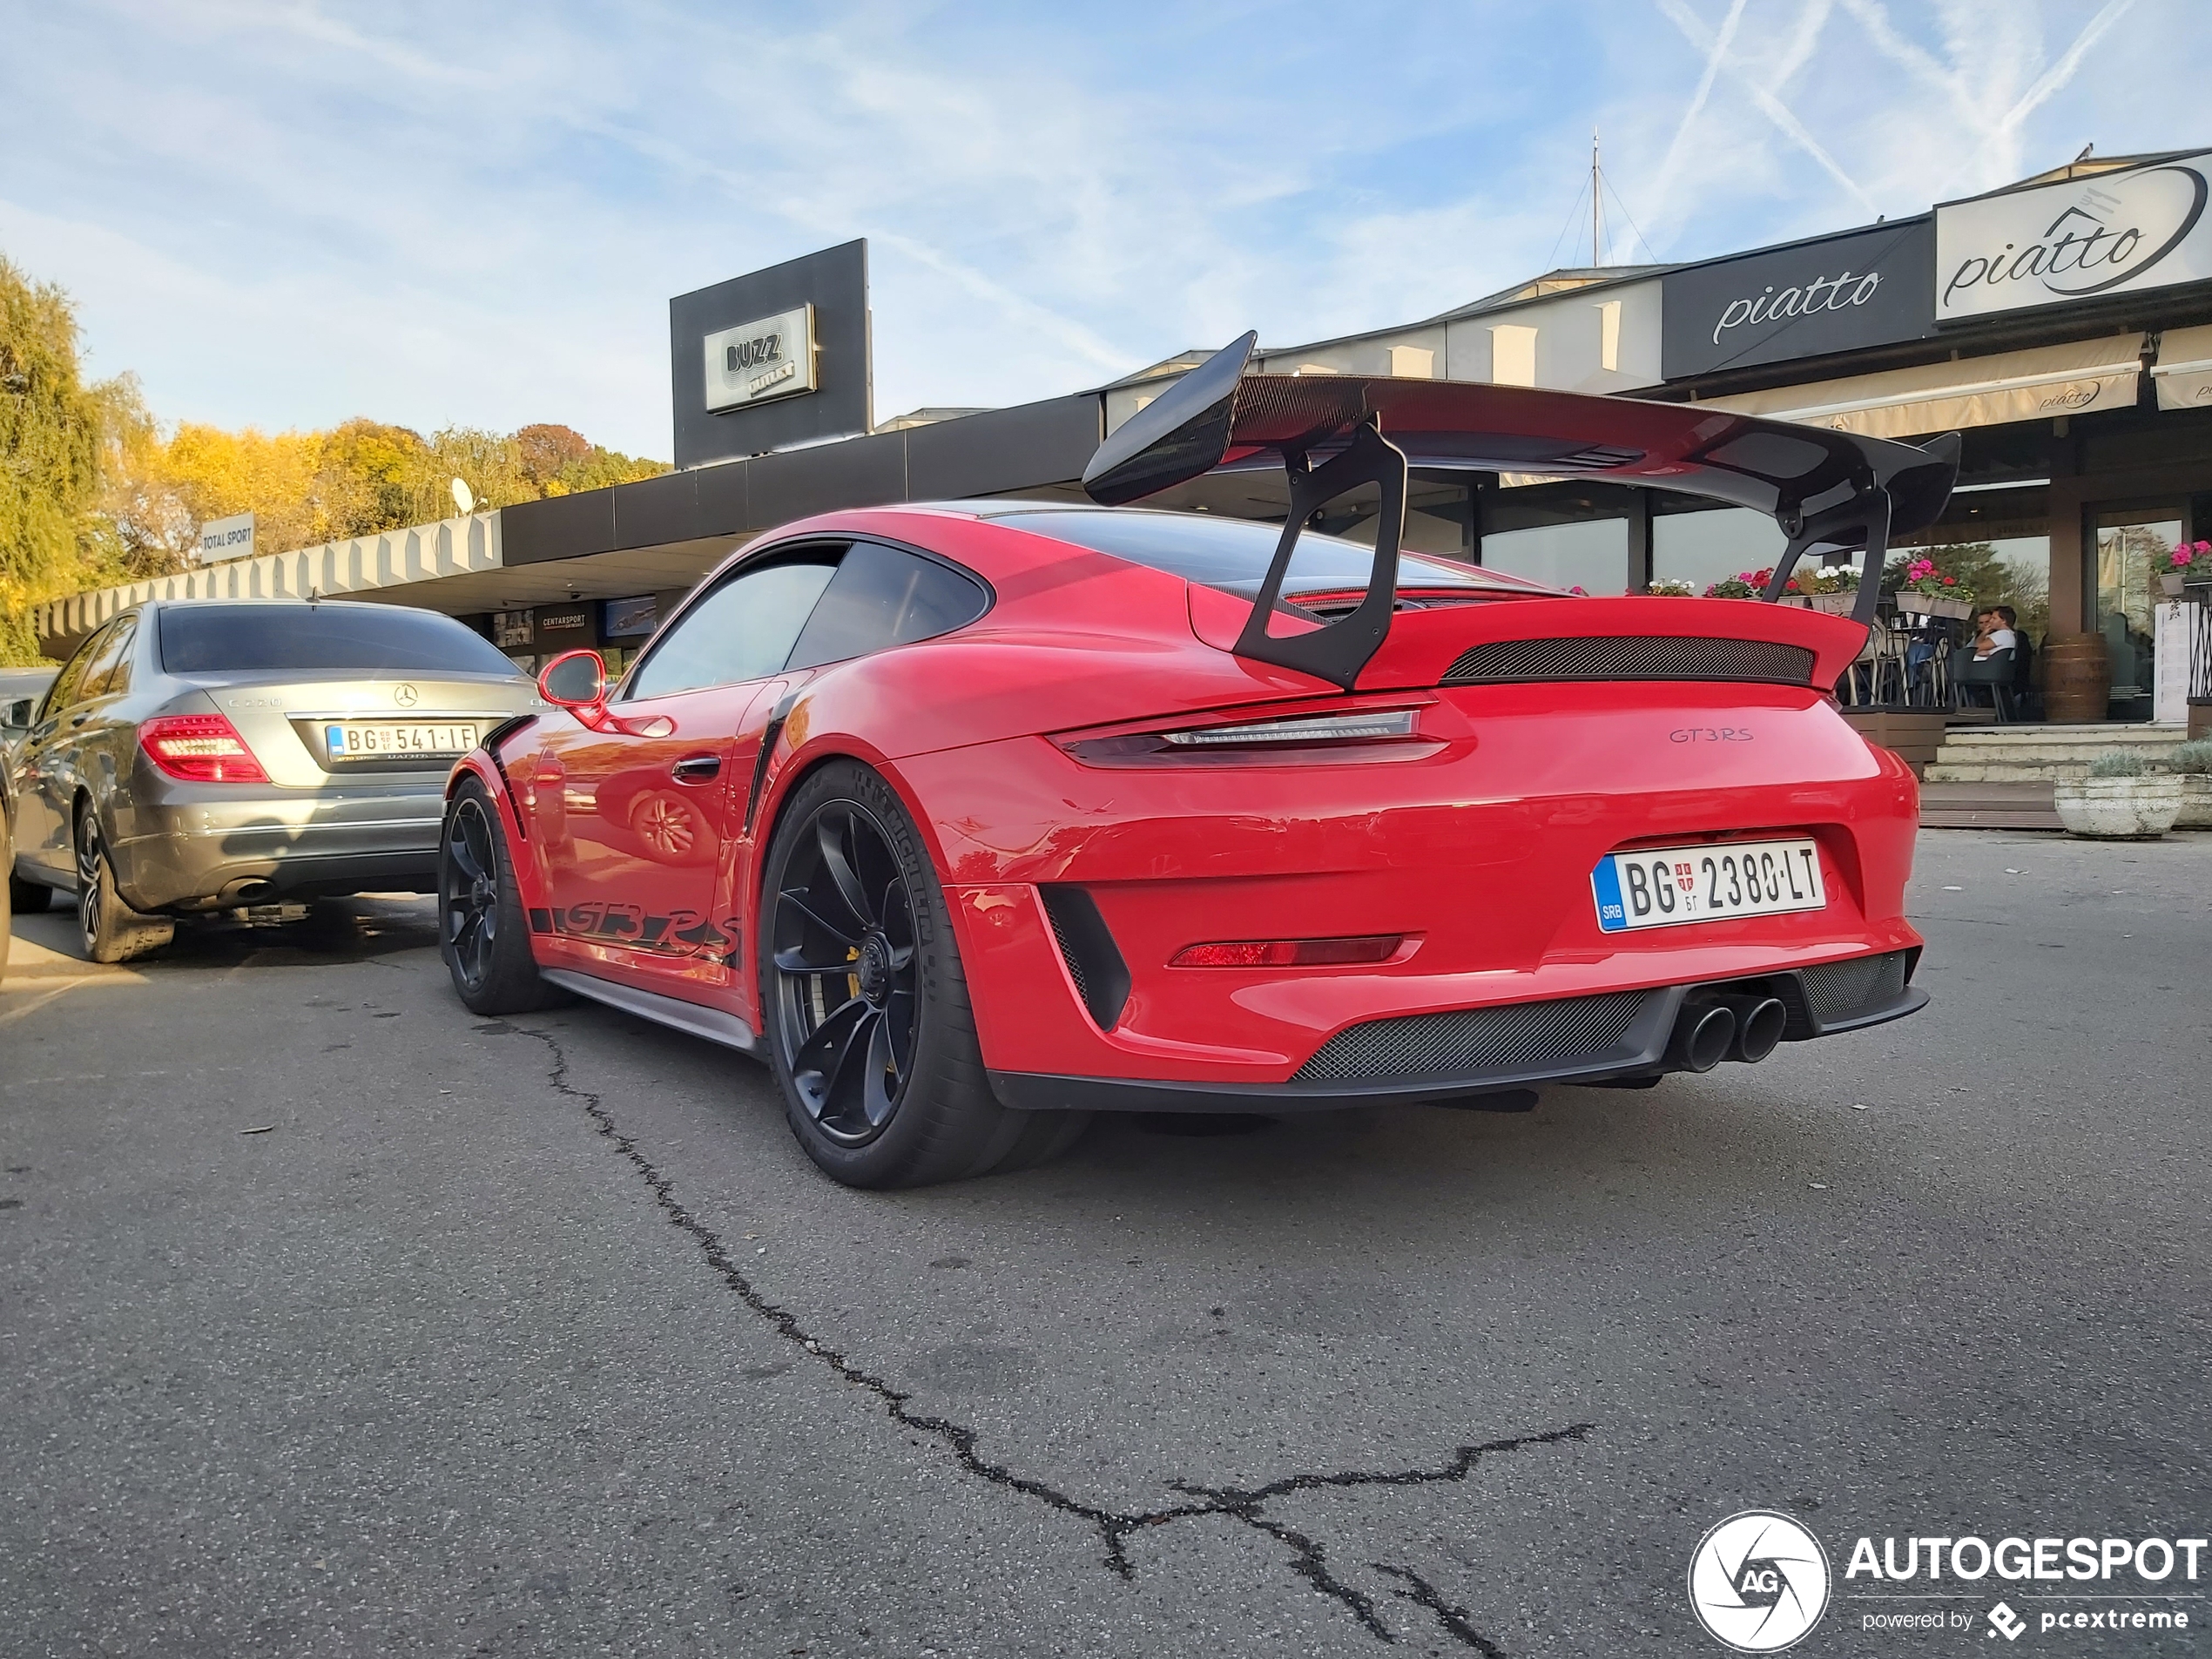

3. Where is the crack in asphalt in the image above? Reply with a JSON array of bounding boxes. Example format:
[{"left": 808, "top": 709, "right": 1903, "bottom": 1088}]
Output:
[
  {"left": 514, "top": 1022, "right": 1592, "bottom": 1651},
  {"left": 1374, "top": 1564, "right": 1510, "bottom": 1659}
]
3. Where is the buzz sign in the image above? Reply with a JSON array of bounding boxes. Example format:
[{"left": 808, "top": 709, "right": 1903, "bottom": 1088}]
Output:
[
  {"left": 197, "top": 512, "right": 256, "bottom": 563},
  {"left": 702, "top": 305, "right": 818, "bottom": 412}
]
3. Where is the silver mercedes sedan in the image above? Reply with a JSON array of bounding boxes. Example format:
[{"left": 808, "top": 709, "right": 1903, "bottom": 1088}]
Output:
[{"left": 6, "top": 598, "right": 543, "bottom": 961}]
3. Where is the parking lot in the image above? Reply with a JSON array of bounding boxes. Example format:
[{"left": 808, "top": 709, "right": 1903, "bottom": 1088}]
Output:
[{"left": 3, "top": 829, "right": 2208, "bottom": 1656}]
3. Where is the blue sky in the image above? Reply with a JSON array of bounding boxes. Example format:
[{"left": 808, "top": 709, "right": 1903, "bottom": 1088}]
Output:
[{"left": 1, "top": 0, "right": 2201, "bottom": 460}]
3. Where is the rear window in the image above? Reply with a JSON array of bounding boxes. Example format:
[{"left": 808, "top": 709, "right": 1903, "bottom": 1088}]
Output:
[
  {"left": 158, "top": 604, "right": 520, "bottom": 677},
  {"left": 987, "top": 509, "right": 1520, "bottom": 597}
]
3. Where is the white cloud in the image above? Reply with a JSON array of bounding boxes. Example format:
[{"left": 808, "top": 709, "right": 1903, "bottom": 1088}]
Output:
[{"left": 0, "top": 0, "right": 2196, "bottom": 460}]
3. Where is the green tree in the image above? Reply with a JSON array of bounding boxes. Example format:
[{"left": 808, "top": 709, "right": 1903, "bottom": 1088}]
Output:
[{"left": 0, "top": 254, "right": 127, "bottom": 663}]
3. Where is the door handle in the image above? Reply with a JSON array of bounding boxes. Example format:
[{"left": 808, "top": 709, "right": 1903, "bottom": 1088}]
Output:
[{"left": 671, "top": 753, "right": 722, "bottom": 783}]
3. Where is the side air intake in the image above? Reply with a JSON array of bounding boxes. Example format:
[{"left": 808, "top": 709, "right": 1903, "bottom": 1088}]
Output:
[
  {"left": 1038, "top": 886, "right": 1132, "bottom": 1031},
  {"left": 1441, "top": 636, "right": 1817, "bottom": 686}
]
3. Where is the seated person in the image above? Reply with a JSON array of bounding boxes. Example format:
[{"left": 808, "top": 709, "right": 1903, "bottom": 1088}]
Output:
[{"left": 1973, "top": 606, "right": 2021, "bottom": 658}]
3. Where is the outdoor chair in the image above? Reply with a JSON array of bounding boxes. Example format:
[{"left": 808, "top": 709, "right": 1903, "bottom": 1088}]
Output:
[{"left": 1956, "top": 647, "right": 2019, "bottom": 722}]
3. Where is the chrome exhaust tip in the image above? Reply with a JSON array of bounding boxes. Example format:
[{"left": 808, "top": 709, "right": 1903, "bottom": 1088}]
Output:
[{"left": 1666, "top": 1002, "right": 1737, "bottom": 1074}]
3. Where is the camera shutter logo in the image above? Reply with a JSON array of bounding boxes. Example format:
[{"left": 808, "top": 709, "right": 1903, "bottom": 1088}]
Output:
[{"left": 1688, "top": 1511, "right": 1831, "bottom": 1652}]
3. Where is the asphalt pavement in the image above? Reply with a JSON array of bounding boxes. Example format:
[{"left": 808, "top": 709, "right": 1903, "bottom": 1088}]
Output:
[{"left": 2, "top": 832, "right": 2207, "bottom": 1657}]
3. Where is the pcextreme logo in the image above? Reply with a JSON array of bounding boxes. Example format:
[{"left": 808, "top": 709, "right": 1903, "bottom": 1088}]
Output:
[{"left": 1689, "top": 1511, "right": 1832, "bottom": 1652}]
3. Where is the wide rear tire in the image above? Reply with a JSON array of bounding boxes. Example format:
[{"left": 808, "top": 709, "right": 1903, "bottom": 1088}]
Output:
[
  {"left": 439, "top": 779, "right": 560, "bottom": 1015},
  {"left": 759, "top": 759, "right": 1088, "bottom": 1187},
  {"left": 76, "top": 808, "right": 172, "bottom": 964}
]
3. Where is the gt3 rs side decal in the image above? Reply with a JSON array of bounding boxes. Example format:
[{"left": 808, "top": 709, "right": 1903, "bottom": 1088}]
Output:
[{"left": 528, "top": 901, "right": 745, "bottom": 963}]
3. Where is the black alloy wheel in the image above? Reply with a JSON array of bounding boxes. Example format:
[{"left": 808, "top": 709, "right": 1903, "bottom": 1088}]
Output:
[
  {"left": 769, "top": 799, "right": 920, "bottom": 1146},
  {"left": 436, "top": 778, "right": 557, "bottom": 1015},
  {"left": 759, "top": 760, "right": 1091, "bottom": 1188},
  {"left": 442, "top": 795, "right": 502, "bottom": 995}
]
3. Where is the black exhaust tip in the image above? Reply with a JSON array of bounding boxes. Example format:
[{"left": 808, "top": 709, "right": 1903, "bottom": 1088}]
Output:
[
  {"left": 1717, "top": 995, "right": 1788, "bottom": 1064},
  {"left": 1667, "top": 1002, "right": 1736, "bottom": 1074}
]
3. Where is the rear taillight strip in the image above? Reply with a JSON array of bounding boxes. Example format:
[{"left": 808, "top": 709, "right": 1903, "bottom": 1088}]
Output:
[{"left": 138, "top": 714, "right": 270, "bottom": 784}]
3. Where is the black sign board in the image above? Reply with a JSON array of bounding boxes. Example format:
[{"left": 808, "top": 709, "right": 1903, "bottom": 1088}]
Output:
[
  {"left": 1662, "top": 219, "right": 1936, "bottom": 381},
  {"left": 670, "top": 239, "right": 871, "bottom": 469}
]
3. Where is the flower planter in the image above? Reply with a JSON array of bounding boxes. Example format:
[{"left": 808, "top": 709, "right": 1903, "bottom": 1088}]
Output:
[
  {"left": 2053, "top": 776, "right": 2184, "bottom": 840},
  {"left": 2176, "top": 774, "right": 2212, "bottom": 830},
  {"left": 2160, "top": 573, "right": 2188, "bottom": 598},
  {"left": 1811, "top": 591, "right": 1859, "bottom": 614},
  {"left": 1896, "top": 592, "right": 1973, "bottom": 620}
]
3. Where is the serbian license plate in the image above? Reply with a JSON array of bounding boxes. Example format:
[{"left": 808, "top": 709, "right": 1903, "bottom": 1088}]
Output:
[
  {"left": 325, "top": 721, "right": 480, "bottom": 759},
  {"left": 1592, "top": 838, "right": 1825, "bottom": 933}
]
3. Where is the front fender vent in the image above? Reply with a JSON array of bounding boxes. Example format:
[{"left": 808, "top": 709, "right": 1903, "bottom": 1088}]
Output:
[
  {"left": 1441, "top": 636, "right": 1817, "bottom": 686},
  {"left": 1039, "top": 886, "right": 1131, "bottom": 1031}
]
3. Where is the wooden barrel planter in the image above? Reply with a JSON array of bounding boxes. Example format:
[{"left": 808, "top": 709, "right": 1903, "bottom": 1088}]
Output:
[{"left": 2043, "top": 634, "right": 2111, "bottom": 724}]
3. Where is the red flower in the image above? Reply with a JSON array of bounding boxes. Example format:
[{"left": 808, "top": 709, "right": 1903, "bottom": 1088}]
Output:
[{"left": 1941, "top": 577, "right": 1956, "bottom": 585}]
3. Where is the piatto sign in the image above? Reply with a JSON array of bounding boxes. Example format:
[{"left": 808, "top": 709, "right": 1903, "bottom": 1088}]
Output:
[{"left": 1936, "top": 150, "right": 2212, "bottom": 323}]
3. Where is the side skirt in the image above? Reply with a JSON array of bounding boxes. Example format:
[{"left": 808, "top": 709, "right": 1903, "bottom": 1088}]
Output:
[{"left": 541, "top": 968, "right": 766, "bottom": 1059}]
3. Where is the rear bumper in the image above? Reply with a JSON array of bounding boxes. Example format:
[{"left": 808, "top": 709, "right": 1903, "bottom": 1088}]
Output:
[
  {"left": 990, "top": 957, "right": 1927, "bottom": 1112},
  {"left": 109, "top": 774, "right": 448, "bottom": 910}
]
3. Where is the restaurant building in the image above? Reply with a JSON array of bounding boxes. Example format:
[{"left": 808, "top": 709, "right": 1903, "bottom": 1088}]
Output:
[{"left": 40, "top": 148, "right": 2212, "bottom": 720}]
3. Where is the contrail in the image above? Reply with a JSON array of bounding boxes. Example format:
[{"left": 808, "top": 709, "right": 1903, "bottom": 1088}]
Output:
[
  {"left": 1648, "top": 0, "right": 1749, "bottom": 234},
  {"left": 1999, "top": 0, "right": 2136, "bottom": 135},
  {"left": 1656, "top": 0, "right": 1878, "bottom": 219}
]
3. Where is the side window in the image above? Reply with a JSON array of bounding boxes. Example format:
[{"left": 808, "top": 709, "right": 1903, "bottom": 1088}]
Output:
[
  {"left": 786, "top": 543, "right": 989, "bottom": 671},
  {"left": 39, "top": 624, "right": 111, "bottom": 720},
  {"left": 80, "top": 617, "right": 138, "bottom": 699},
  {"left": 624, "top": 554, "right": 840, "bottom": 700}
]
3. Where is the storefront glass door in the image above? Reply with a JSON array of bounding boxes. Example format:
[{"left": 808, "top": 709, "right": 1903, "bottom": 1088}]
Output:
[{"left": 2093, "top": 507, "right": 2181, "bottom": 720}]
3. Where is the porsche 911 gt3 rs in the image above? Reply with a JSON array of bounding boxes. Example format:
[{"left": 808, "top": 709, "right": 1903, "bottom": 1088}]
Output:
[{"left": 437, "top": 333, "right": 1954, "bottom": 1187}]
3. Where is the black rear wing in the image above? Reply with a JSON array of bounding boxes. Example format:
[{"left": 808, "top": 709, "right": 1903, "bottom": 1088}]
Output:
[{"left": 1082, "top": 333, "right": 1959, "bottom": 689}]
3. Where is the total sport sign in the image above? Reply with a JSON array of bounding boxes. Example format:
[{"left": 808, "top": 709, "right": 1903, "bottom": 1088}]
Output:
[
  {"left": 1937, "top": 150, "right": 2212, "bottom": 323},
  {"left": 702, "top": 304, "right": 818, "bottom": 413},
  {"left": 195, "top": 511, "right": 255, "bottom": 563}
]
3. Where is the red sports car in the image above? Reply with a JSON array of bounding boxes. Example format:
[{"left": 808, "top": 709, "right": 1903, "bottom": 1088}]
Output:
[{"left": 439, "top": 334, "right": 1957, "bottom": 1187}]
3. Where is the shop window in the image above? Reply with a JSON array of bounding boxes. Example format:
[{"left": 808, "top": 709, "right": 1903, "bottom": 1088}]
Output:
[
  {"left": 1901, "top": 482, "right": 2050, "bottom": 645},
  {"left": 1314, "top": 477, "right": 1474, "bottom": 561},
  {"left": 1651, "top": 504, "right": 1785, "bottom": 595},
  {"left": 1481, "top": 482, "right": 1633, "bottom": 593},
  {"left": 2094, "top": 507, "right": 2179, "bottom": 717}
]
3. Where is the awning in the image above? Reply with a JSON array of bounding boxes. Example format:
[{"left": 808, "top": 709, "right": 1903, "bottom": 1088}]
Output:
[
  {"left": 2152, "top": 322, "right": 2212, "bottom": 411},
  {"left": 1698, "top": 334, "right": 2145, "bottom": 439}
]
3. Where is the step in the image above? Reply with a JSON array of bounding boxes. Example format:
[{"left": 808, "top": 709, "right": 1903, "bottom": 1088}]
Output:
[
  {"left": 1932, "top": 741, "right": 2190, "bottom": 766},
  {"left": 1925, "top": 761, "right": 2092, "bottom": 783},
  {"left": 1936, "top": 724, "right": 2186, "bottom": 748}
]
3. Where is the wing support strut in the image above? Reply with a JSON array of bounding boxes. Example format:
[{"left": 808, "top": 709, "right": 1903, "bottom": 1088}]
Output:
[{"left": 1234, "top": 420, "right": 1408, "bottom": 691}]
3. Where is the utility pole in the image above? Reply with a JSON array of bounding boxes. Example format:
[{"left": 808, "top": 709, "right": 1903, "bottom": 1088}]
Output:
[{"left": 1591, "top": 129, "right": 1605, "bottom": 266}]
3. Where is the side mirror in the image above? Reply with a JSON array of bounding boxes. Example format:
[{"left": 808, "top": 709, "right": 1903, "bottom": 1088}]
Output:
[
  {"left": 539, "top": 650, "right": 607, "bottom": 711},
  {"left": 0, "top": 697, "right": 30, "bottom": 731}
]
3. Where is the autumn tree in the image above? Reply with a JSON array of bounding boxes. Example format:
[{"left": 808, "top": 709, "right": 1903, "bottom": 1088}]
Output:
[
  {"left": 3, "top": 252, "right": 672, "bottom": 663},
  {"left": 0, "top": 255, "right": 132, "bottom": 663}
]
